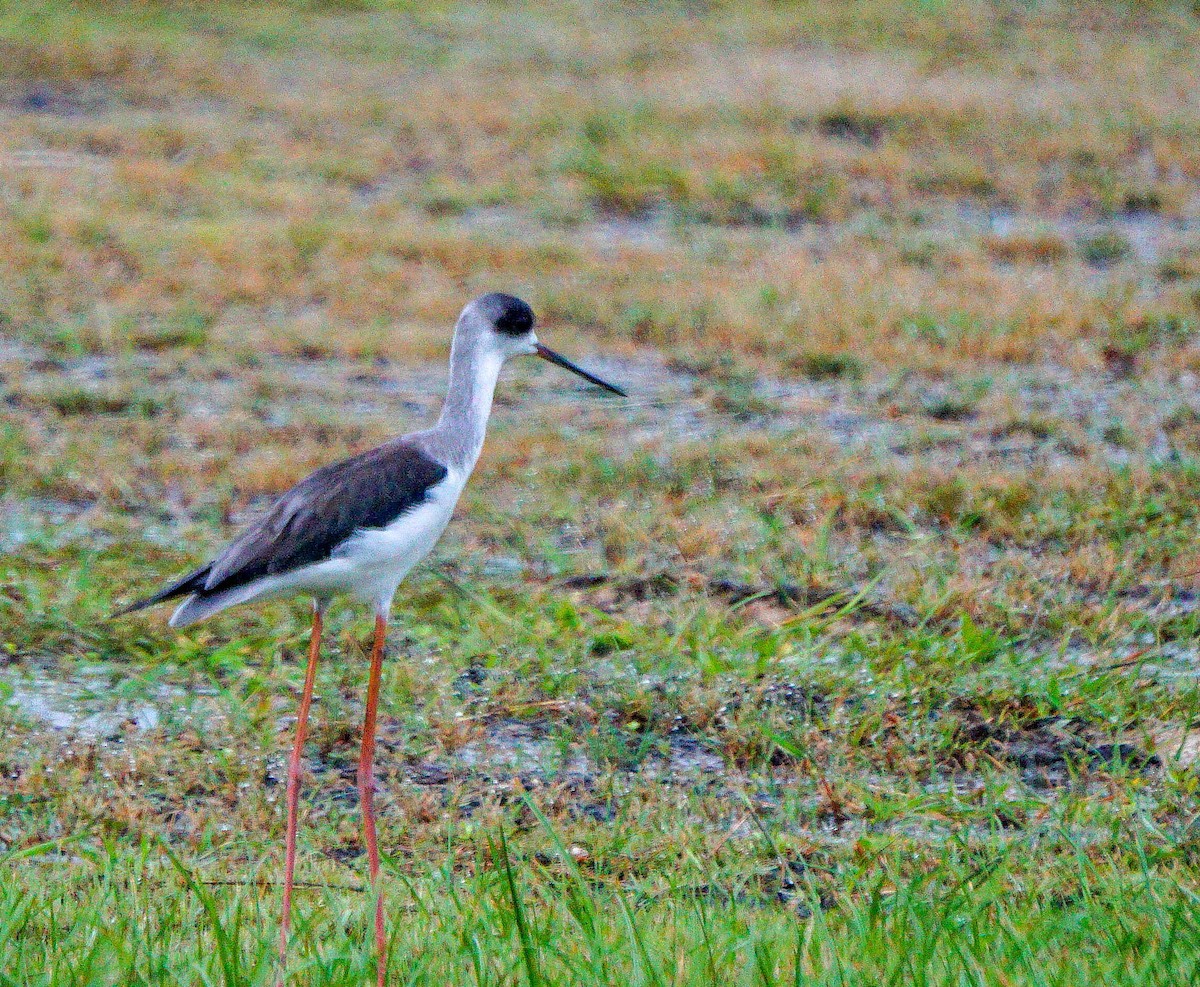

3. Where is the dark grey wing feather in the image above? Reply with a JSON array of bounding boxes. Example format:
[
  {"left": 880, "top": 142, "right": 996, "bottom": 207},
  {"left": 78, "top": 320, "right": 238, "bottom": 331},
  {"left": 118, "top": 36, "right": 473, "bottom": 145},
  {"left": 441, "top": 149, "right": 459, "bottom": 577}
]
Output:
[
  {"left": 202, "top": 439, "right": 448, "bottom": 594},
  {"left": 116, "top": 439, "right": 447, "bottom": 617},
  {"left": 112, "top": 564, "right": 212, "bottom": 617}
]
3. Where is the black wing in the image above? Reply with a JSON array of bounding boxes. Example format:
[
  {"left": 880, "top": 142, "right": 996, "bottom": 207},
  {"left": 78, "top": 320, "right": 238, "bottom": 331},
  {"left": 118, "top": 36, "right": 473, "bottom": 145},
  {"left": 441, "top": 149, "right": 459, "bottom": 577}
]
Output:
[{"left": 116, "top": 439, "right": 448, "bottom": 616}]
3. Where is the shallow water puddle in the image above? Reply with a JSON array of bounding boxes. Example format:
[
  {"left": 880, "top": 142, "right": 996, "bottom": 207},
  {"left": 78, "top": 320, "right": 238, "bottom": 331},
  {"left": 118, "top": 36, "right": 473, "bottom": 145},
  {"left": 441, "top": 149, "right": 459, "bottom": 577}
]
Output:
[{"left": 1, "top": 668, "right": 200, "bottom": 739}]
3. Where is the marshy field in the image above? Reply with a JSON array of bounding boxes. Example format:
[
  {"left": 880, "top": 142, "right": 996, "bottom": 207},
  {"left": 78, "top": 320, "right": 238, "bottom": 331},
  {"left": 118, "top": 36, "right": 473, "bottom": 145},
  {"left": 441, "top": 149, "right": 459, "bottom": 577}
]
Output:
[{"left": 3, "top": 1, "right": 1200, "bottom": 983}]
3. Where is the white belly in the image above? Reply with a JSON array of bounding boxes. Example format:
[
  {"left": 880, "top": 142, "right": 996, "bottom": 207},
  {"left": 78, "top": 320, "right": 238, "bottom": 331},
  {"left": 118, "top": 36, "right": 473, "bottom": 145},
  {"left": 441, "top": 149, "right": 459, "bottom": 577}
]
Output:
[{"left": 280, "top": 468, "right": 467, "bottom": 611}]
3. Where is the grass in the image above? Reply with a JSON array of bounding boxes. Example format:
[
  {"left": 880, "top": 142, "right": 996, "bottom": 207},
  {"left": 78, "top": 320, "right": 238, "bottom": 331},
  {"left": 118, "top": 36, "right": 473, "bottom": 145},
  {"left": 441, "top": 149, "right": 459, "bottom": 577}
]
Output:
[
  {"left": 4, "top": 833, "right": 1200, "bottom": 986},
  {"left": 2, "top": 0, "right": 1200, "bottom": 984}
]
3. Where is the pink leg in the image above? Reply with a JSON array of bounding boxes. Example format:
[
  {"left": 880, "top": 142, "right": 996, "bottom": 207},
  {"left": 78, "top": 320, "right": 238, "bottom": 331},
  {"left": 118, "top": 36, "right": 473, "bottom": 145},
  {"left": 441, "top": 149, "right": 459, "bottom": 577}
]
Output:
[
  {"left": 277, "top": 604, "right": 323, "bottom": 985},
  {"left": 358, "top": 613, "right": 388, "bottom": 987}
]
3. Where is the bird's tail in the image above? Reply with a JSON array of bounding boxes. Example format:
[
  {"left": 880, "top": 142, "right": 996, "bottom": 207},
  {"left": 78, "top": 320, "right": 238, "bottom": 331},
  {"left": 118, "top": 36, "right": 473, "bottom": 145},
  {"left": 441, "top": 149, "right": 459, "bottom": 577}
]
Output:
[
  {"left": 111, "top": 565, "right": 212, "bottom": 619},
  {"left": 166, "top": 580, "right": 273, "bottom": 628}
]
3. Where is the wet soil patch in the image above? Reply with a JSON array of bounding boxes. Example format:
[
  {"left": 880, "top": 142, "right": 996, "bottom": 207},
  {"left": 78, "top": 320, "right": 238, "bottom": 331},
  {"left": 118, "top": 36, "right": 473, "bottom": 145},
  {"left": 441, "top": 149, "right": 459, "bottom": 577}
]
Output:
[
  {"left": 561, "top": 571, "right": 920, "bottom": 627},
  {"left": 948, "top": 699, "right": 1160, "bottom": 788},
  {"left": 9, "top": 82, "right": 115, "bottom": 117}
]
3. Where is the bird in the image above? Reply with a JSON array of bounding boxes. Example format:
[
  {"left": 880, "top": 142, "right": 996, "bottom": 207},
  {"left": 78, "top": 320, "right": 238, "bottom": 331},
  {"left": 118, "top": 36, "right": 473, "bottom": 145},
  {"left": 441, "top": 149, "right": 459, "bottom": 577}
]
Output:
[{"left": 115, "top": 293, "right": 626, "bottom": 985}]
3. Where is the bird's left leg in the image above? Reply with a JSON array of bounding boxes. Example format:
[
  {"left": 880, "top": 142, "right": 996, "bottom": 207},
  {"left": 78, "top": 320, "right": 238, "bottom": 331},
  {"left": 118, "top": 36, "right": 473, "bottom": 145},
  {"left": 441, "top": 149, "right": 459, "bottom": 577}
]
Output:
[
  {"left": 278, "top": 600, "right": 324, "bottom": 984},
  {"left": 358, "top": 612, "right": 388, "bottom": 987}
]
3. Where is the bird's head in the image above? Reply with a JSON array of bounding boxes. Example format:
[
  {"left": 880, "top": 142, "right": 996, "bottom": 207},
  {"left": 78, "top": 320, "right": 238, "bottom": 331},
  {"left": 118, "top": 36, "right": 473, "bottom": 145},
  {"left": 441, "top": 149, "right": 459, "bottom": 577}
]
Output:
[{"left": 457, "top": 292, "right": 627, "bottom": 396}]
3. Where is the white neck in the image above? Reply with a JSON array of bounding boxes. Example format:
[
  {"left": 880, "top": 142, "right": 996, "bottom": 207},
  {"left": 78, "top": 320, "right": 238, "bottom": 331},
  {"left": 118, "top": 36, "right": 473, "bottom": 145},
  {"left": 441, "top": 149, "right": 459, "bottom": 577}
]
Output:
[{"left": 431, "top": 337, "right": 504, "bottom": 472}]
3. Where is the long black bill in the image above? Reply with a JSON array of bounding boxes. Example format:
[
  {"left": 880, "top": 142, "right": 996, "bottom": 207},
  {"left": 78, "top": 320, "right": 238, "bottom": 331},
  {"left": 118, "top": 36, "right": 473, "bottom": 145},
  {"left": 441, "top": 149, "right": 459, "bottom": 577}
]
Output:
[{"left": 536, "top": 343, "right": 627, "bottom": 396}]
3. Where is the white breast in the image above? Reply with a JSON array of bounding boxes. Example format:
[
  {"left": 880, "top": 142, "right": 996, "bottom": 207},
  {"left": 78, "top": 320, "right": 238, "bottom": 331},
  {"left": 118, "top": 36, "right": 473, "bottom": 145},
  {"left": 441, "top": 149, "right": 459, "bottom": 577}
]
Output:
[{"left": 278, "top": 467, "right": 469, "bottom": 612}]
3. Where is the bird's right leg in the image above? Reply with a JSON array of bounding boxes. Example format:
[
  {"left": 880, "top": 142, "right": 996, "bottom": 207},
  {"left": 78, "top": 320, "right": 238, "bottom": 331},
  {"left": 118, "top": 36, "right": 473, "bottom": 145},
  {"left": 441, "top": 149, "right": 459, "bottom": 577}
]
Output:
[
  {"left": 358, "top": 612, "right": 388, "bottom": 987},
  {"left": 278, "top": 601, "right": 324, "bottom": 982}
]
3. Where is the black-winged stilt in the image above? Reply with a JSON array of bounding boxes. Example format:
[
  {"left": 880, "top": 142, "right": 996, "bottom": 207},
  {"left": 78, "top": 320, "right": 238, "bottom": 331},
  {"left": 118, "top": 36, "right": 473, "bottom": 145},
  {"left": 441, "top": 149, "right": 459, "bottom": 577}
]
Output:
[{"left": 116, "top": 293, "right": 626, "bottom": 984}]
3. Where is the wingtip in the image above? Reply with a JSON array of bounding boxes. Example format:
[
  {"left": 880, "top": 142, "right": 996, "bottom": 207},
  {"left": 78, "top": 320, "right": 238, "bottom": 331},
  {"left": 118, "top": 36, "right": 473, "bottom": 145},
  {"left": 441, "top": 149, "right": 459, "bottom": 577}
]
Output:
[
  {"left": 113, "top": 566, "right": 212, "bottom": 623},
  {"left": 111, "top": 595, "right": 197, "bottom": 627},
  {"left": 110, "top": 598, "right": 151, "bottom": 621}
]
